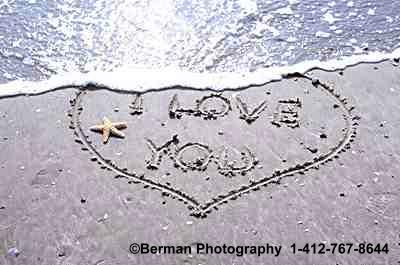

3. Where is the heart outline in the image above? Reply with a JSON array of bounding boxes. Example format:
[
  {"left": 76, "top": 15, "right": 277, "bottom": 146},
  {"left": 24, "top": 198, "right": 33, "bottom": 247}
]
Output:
[{"left": 70, "top": 75, "right": 358, "bottom": 218}]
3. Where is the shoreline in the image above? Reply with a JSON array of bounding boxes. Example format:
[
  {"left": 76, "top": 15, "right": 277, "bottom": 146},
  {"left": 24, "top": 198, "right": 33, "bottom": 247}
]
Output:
[{"left": 0, "top": 48, "right": 399, "bottom": 98}]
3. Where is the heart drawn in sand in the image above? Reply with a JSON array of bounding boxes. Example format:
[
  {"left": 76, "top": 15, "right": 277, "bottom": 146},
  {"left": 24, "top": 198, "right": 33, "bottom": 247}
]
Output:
[{"left": 69, "top": 75, "right": 358, "bottom": 218}]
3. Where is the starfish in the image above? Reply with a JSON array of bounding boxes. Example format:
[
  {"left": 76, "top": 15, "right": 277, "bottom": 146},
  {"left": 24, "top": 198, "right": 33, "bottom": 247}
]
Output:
[{"left": 89, "top": 117, "right": 127, "bottom": 144}]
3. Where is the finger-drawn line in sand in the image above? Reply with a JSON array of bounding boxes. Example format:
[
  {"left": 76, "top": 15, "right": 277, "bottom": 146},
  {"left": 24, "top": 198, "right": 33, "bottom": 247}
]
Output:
[
  {"left": 235, "top": 95, "right": 267, "bottom": 124},
  {"left": 129, "top": 94, "right": 144, "bottom": 115},
  {"left": 70, "top": 75, "right": 358, "bottom": 218},
  {"left": 145, "top": 135, "right": 179, "bottom": 170},
  {"left": 145, "top": 136, "right": 256, "bottom": 176},
  {"left": 174, "top": 142, "right": 213, "bottom": 172},
  {"left": 169, "top": 92, "right": 301, "bottom": 126},
  {"left": 169, "top": 93, "right": 232, "bottom": 120},
  {"left": 215, "top": 146, "right": 258, "bottom": 177},
  {"left": 271, "top": 98, "right": 302, "bottom": 128}
]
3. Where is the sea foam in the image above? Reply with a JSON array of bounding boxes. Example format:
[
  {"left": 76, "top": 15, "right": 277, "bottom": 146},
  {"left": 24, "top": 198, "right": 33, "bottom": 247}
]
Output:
[{"left": 0, "top": 48, "right": 399, "bottom": 98}]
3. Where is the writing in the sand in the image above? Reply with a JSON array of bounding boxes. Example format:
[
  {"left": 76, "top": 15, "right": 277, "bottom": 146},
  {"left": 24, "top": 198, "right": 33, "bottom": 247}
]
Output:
[
  {"left": 168, "top": 93, "right": 302, "bottom": 128},
  {"left": 145, "top": 135, "right": 258, "bottom": 177}
]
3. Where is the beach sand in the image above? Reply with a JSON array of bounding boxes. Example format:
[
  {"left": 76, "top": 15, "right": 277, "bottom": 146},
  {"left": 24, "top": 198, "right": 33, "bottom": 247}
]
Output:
[{"left": 0, "top": 60, "right": 399, "bottom": 264}]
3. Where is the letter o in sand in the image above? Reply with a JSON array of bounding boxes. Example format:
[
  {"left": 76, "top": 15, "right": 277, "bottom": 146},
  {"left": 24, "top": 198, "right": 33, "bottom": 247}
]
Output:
[
  {"left": 175, "top": 143, "right": 213, "bottom": 171},
  {"left": 197, "top": 94, "right": 231, "bottom": 117}
]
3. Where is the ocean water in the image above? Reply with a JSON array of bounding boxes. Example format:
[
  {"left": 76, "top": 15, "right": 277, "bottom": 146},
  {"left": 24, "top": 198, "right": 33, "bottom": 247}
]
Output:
[{"left": 0, "top": 0, "right": 399, "bottom": 95}]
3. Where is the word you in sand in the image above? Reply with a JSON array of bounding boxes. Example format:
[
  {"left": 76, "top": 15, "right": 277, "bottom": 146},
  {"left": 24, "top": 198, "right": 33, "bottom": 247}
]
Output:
[{"left": 145, "top": 135, "right": 258, "bottom": 177}]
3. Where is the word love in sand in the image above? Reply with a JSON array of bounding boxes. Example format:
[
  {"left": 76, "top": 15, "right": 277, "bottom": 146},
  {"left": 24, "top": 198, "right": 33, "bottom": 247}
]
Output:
[
  {"left": 167, "top": 93, "right": 302, "bottom": 128},
  {"left": 145, "top": 135, "right": 258, "bottom": 177}
]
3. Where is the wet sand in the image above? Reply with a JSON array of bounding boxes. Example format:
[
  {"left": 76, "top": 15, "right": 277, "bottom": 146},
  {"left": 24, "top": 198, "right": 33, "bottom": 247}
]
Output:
[{"left": 0, "top": 61, "right": 399, "bottom": 264}]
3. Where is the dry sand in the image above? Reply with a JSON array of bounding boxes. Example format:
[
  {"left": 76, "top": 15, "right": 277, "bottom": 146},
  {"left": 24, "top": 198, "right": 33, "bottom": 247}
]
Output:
[{"left": 0, "top": 61, "right": 399, "bottom": 264}]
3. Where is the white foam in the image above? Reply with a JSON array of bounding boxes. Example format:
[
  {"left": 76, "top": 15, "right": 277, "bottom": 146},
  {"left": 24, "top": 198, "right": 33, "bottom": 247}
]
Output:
[
  {"left": 274, "top": 6, "right": 293, "bottom": 15},
  {"left": 1, "top": 48, "right": 400, "bottom": 98},
  {"left": 237, "top": 0, "right": 257, "bottom": 14},
  {"left": 315, "top": 31, "right": 331, "bottom": 38},
  {"left": 322, "top": 12, "right": 340, "bottom": 25},
  {"left": 367, "top": 8, "right": 376, "bottom": 16}
]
